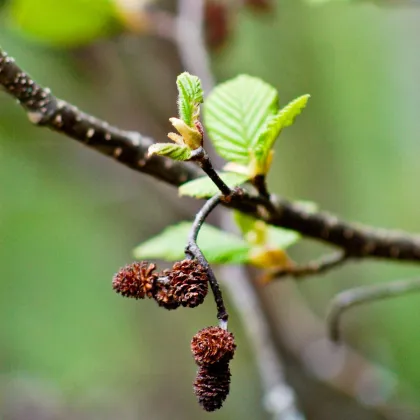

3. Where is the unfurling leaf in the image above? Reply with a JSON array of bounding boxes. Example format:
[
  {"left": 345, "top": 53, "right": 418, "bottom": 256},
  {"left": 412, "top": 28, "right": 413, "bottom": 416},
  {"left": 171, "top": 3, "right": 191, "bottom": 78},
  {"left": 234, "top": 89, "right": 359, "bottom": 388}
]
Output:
[
  {"left": 233, "top": 210, "right": 301, "bottom": 249},
  {"left": 253, "top": 94, "right": 310, "bottom": 175},
  {"left": 179, "top": 172, "right": 249, "bottom": 198},
  {"left": 248, "top": 247, "right": 293, "bottom": 269},
  {"left": 148, "top": 143, "right": 192, "bottom": 161},
  {"left": 169, "top": 117, "right": 202, "bottom": 150},
  {"left": 133, "top": 222, "right": 251, "bottom": 264},
  {"left": 233, "top": 210, "right": 257, "bottom": 237},
  {"left": 176, "top": 72, "right": 204, "bottom": 127},
  {"left": 204, "top": 75, "right": 278, "bottom": 164},
  {"left": 267, "top": 226, "right": 301, "bottom": 249}
]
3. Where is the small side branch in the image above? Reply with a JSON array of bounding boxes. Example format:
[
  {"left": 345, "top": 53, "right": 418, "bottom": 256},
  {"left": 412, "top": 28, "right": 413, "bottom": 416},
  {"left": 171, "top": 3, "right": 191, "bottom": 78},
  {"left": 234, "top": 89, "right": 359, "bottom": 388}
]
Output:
[
  {"left": 185, "top": 194, "right": 228, "bottom": 326},
  {"left": 252, "top": 174, "right": 271, "bottom": 200},
  {"left": 198, "top": 152, "right": 232, "bottom": 197},
  {"left": 190, "top": 147, "right": 232, "bottom": 197},
  {"left": 270, "top": 252, "right": 349, "bottom": 280},
  {"left": 327, "top": 278, "right": 420, "bottom": 343}
]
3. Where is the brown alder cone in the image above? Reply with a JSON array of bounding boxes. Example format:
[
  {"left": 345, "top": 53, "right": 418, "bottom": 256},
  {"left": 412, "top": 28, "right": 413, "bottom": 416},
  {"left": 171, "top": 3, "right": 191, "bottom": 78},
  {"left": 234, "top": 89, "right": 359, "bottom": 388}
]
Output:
[
  {"left": 170, "top": 259, "right": 209, "bottom": 308},
  {"left": 112, "top": 262, "right": 156, "bottom": 299},
  {"left": 194, "top": 362, "right": 231, "bottom": 412},
  {"left": 153, "top": 281, "right": 180, "bottom": 310},
  {"left": 191, "top": 326, "right": 236, "bottom": 365}
]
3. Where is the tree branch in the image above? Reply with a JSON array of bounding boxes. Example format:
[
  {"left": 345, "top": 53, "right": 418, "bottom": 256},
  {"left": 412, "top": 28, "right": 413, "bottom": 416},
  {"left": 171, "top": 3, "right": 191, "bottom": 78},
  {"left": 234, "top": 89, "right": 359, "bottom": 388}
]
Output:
[
  {"left": 0, "top": 48, "right": 196, "bottom": 187},
  {"left": 2, "top": 46, "right": 420, "bottom": 264},
  {"left": 327, "top": 278, "right": 420, "bottom": 343}
]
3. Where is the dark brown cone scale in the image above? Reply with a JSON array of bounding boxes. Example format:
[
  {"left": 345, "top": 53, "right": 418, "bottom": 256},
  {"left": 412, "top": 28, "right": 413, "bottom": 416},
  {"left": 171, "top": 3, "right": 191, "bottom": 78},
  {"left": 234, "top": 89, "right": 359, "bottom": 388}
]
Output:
[
  {"left": 170, "top": 259, "right": 209, "bottom": 308},
  {"left": 112, "top": 262, "right": 156, "bottom": 299},
  {"left": 153, "top": 280, "right": 180, "bottom": 310},
  {"left": 191, "top": 326, "right": 236, "bottom": 365},
  {"left": 194, "top": 362, "right": 231, "bottom": 412}
]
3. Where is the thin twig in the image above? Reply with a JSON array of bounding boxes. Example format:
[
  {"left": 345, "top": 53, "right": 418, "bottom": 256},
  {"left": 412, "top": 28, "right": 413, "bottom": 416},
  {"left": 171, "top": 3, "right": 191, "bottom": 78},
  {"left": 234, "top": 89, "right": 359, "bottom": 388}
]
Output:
[
  {"left": 270, "top": 252, "right": 349, "bottom": 280},
  {"left": 327, "top": 278, "right": 420, "bottom": 343},
  {"left": 190, "top": 147, "right": 232, "bottom": 196},
  {"left": 268, "top": 281, "right": 409, "bottom": 419},
  {"left": 252, "top": 174, "right": 271, "bottom": 200},
  {"left": 197, "top": 150, "right": 232, "bottom": 196},
  {"left": 185, "top": 194, "right": 228, "bottom": 326},
  {"left": 2, "top": 46, "right": 420, "bottom": 263}
]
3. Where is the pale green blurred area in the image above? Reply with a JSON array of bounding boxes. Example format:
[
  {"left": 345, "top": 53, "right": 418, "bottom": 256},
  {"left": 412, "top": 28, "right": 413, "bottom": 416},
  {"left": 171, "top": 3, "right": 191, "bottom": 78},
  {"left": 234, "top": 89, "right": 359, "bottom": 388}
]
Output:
[{"left": 1, "top": 0, "right": 420, "bottom": 419}]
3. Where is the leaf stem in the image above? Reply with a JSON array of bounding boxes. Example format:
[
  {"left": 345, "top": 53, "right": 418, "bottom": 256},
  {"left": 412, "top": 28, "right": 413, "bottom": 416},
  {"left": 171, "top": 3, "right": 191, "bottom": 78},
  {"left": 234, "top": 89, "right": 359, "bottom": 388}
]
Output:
[
  {"left": 252, "top": 174, "right": 271, "bottom": 200},
  {"left": 193, "top": 148, "right": 232, "bottom": 197},
  {"left": 185, "top": 194, "right": 228, "bottom": 326}
]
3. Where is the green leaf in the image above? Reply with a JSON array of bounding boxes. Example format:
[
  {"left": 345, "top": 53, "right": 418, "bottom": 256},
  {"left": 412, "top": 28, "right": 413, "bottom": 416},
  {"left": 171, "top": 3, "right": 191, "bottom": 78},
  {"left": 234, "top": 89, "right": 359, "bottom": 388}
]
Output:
[
  {"left": 148, "top": 143, "right": 192, "bottom": 161},
  {"left": 267, "top": 226, "right": 301, "bottom": 249},
  {"left": 234, "top": 210, "right": 301, "bottom": 249},
  {"left": 179, "top": 172, "right": 249, "bottom": 198},
  {"left": 9, "top": 0, "right": 119, "bottom": 46},
  {"left": 254, "top": 94, "right": 310, "bottom": 172},
  {"left": 204, "top": 75, "right": 278, "bottom": 164},
  {"left": 233, "top": 210, "right": 256, "bottom": 236},
  {"left": 176, "top": 72, "right": 204, "bottom": 127},
  {"left": 133, "top": 222, "right": 251, "bottom": 264}
]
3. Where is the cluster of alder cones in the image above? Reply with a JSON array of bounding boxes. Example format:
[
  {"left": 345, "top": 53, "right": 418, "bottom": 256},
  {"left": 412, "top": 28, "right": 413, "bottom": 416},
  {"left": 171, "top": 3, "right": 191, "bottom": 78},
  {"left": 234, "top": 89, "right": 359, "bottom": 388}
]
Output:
[
  {"left": 112, "top": 259, "right": 208, "bottom": 309},
  {"left": 112, "top": 259, "right": 236, "bottom": 411}
]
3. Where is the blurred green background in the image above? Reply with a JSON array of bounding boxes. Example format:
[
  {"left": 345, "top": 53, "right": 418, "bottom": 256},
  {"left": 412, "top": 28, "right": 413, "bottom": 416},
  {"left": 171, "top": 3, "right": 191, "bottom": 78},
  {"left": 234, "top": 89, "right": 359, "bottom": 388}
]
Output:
[{"left": 1, "top": 0, "right": 420, "bottom": 419}]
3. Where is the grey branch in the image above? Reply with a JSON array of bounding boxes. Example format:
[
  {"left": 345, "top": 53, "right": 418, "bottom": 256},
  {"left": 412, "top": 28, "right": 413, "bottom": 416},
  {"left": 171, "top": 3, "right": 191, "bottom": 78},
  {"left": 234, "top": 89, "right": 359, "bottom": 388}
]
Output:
[
  {"left": 327, "top": 278, "right": 420, "bottom": 343},
  {"left": 0, "top": 48, "right": 196, "bottom": 188},
  {"left": 1, "top": 46, "right": 420, "bottom": 264},
  {"left": 271, "top": 252, "right": 349, "bottom": 280}
]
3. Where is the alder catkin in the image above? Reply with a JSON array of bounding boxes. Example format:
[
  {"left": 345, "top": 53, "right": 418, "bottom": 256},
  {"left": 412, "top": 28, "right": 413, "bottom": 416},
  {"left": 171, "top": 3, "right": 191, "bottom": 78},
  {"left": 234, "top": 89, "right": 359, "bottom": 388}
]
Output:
[
  {"left": 191, "top": 326, "right": 236, "bottom": 365},
  {"left": 153, "top": 279, "right": 181, "bottom": 310},
  {"left": 170, "top": 259, "right": 209, "bottom": 308},
  {"left": 112, "top": 261, "right": 156, "bottom": 299},
  {"left": 193, "top": 362, "right": 231, "bottom": 412}
]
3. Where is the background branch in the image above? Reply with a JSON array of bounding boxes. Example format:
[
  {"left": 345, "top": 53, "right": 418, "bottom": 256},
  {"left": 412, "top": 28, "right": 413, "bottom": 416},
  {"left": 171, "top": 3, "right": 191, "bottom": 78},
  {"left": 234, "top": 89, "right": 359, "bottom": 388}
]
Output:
[{"left": 327, "top": 278, "right": 420, "bottom": 343}]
